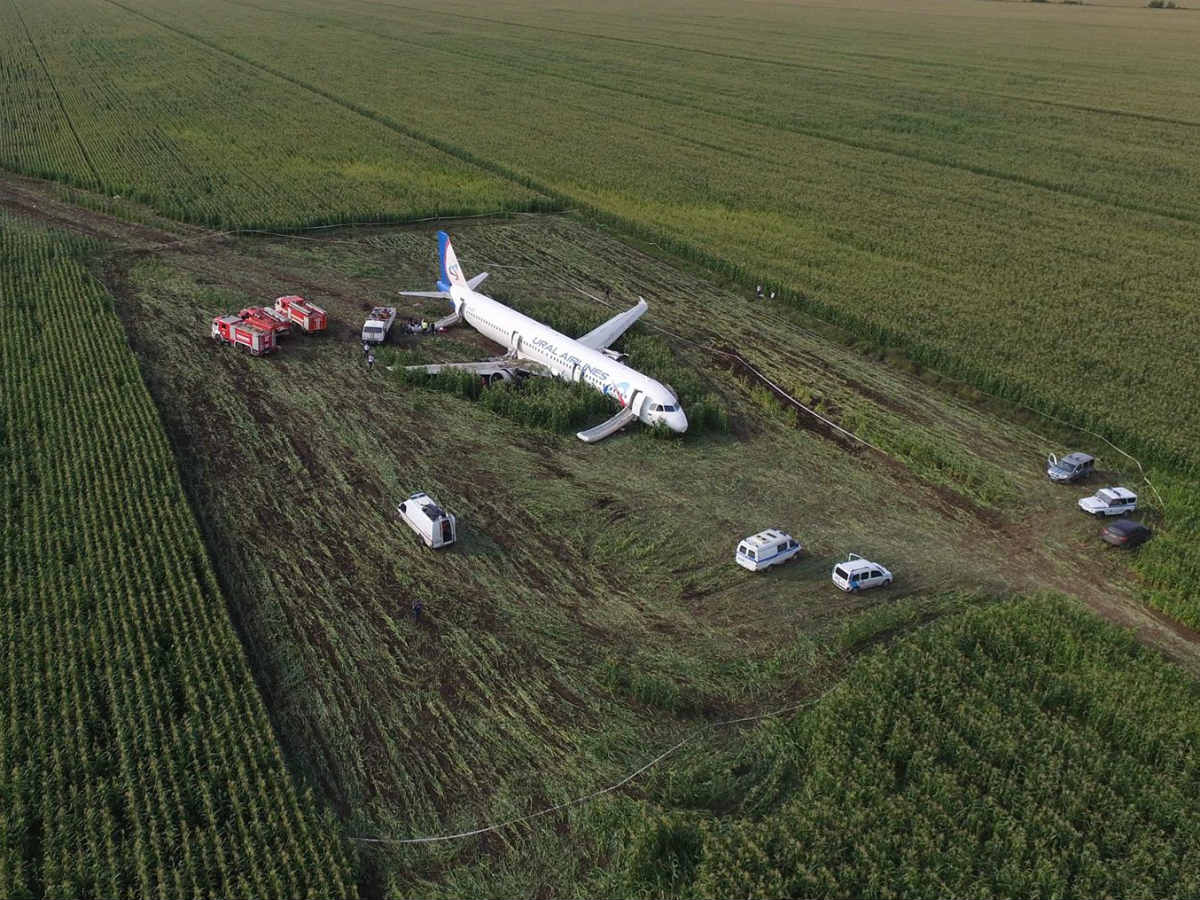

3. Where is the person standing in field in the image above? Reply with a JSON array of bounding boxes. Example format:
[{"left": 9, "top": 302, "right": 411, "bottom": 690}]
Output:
[
  {"left": 367, "top": 350, "right": 375, "bottom": 370},
  {"left": 411, "top": 598, "right": 423, "bottom": 622}
]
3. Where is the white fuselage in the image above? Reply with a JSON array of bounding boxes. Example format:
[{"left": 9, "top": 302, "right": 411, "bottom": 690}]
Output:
[{"left": 452, "top": 284, "right": 688, "bottom": 432}]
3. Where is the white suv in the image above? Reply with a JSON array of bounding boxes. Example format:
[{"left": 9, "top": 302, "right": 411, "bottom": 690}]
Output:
[
  {"left": 832, "top": 554, "right": 893, "bottom": 592},
  {"left": 1078, "top": 487, "right": 1137, "bottom": 517},
  {"left": 736, "top": 529, "right": 802, "bottom": 572}
]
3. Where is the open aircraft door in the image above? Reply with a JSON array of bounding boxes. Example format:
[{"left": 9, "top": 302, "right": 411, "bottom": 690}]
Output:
[
  {"left": 511, "top": 330, "right": 523, "bottom": 356},
  {"left": 571, "top": 363, "right": 584, "bottom": 383},
  {"left": 629, "top": 390, "right": 647, "bottom": 416}
]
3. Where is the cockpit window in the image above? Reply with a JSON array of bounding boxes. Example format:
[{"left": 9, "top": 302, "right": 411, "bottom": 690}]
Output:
[{"left": 662, "top": 404, "right": 676, "bottom": 412}]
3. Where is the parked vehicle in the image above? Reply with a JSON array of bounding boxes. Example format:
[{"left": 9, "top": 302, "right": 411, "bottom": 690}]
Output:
[
  {"left": 211, "top": 314, "right": 275, "bottom": 356},
  {"left": 274, "top": 295, "right": 327, "bottom": 333},
  {"left": 736, "top": 529, "right": 802, "bottom": 572},
  {"left": 397, "top": 492, "right": 457, "bottom": 549},
  {"left": 1100, "top": 518, "right": 1152, "bottom": 548},
  {"left": 832, "top": 553, "right": 892, "bottom": 592},
  {"left": 1079, "top": 486, "right": 1137, "bottom": 517},
  {"left": 1047, "top": 451, "right": 1095, "bottom": 483},
  {"left": 361, "top": 307, "right": 397, "bottom": 344},
  {"left": 239, "top": 305, "right": 291, "bottom": 338}
]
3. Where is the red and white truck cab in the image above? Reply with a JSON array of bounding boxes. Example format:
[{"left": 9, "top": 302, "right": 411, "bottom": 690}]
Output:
[
  {"left": 239, "top": 305, "right": 291, "bottom": 338},
  {"left": 212, "top": 314, "right": 276, "bottom": 355}
]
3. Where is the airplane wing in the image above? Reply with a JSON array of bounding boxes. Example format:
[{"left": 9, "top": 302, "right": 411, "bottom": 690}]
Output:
[
  {"left": 467, "top": 272, "right": 488, "bottom": 289},
  {"left": 575, "top": 297, "right": 647, "bottom": 350},
  {"left": 399, "top": 289, "right": 452, "bottom": 299},
  {"left": 406, "top": 358, "right": 552, "bottom": 378}
]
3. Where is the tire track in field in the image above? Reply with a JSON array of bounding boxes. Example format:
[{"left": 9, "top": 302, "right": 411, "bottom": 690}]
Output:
[
  {"left": 361, "top": 0, "right": 1200, "bottom": 130},
  {"left": 224, "top": 0, "right": 1200, "bottom": 229},
  {"left": 7, "top": 0, "right": 101, "bottom": 185}
]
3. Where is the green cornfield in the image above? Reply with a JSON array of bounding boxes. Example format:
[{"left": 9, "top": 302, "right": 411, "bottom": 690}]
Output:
[
  {"left": 0, "top": 214, "right": 355, "bottom": 897},
  {"left": 615, "top": 596, "right": 1200, "bottom": 899}
]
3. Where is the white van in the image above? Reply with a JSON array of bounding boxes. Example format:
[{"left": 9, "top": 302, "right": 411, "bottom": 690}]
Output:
[
  {"left": 397, "top": 492, "right": 457, "bottom": 549},
  {"left": 736, "top": 529, "right": 802, "bottom": 572},
  {"left": 831, "top": 553, "right": 892, "bottom": 592}
]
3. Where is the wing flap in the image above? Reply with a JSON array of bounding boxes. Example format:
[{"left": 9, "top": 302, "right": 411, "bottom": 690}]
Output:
[{"left": 576, "top": 297, "right": 647, "bottom": 350}]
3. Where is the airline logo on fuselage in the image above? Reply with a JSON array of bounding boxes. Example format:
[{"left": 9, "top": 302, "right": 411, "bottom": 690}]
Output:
[
  {"left": 604, "top": 381, "right": 632, "bottom": 405},
  {"left": 530, "top": 335, "right": 614, "bottom": 389}
]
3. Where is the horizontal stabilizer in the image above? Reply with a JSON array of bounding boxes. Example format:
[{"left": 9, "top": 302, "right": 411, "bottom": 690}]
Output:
[
  {"left": 576, "top": 297, "right": 647, "bottom": 351},
  {"left": 399, "top": 290, "right": 452, "bottom": 299},
  {"left": 576, "top": 405, "right": 637, "bottom": 443},
  {"left": 467, "top": 272, "right": 488, "bottom": 290}
]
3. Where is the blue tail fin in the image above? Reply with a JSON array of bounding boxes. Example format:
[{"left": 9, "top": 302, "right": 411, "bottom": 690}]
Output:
[{"left": 436, "top": 231, "right": 468, "bottom": 293}]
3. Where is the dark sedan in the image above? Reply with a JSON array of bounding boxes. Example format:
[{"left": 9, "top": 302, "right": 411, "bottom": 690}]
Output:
[{"left": 1100, "top": 518, "right": 1152, "bottom": 548}]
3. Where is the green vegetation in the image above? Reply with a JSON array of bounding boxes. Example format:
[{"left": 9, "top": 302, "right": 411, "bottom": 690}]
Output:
[
  {"left": 5, "top": 0, "right": 1200, "bottom": 470},
  {"left": 0, "top": 0, "right": 545, "bottom": 227},
  {"left": 6, "top": 0, "right": 1200, "bottom": 896},
  {"left": 608, "top": 597, "right": 1200, "bottom": 898},
  {"left": 0, "top": 215, "right": 354, "bottom": 897},
  {"left": 1132, "top": 469, "right": 1200, "bottom": 627},
  {"left": 102, "top": 211, "right": 1187, "bottom": 896}
]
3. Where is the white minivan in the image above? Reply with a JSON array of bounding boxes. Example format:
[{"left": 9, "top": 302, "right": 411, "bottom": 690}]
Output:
[
  {"left": 831, "top": 553, "right": 893, "bottom": 592},
  {"left": 736, "top": 529, "right": 802, "bottom": 572},
  {"left": 397, "top": 492, "right": 457, "bottom": 549}
]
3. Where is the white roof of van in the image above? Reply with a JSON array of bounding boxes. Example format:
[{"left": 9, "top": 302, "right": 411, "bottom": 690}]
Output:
[
  {"left": 741, "top": 529, "right": 791, "bottom": 549},
  {"left": 1098, "top": 487, "right": 1136, "bottom": 501},
  {"left": 836, "top": 556, "right": 884, "bottom": 573}
]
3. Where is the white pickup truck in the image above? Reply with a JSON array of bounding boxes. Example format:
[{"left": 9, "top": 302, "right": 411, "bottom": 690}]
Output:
[{"left": 361, "top": 306, "right": 397, "bottom": 344}]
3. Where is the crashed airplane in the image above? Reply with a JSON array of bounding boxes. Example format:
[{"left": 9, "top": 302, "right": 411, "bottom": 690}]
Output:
[{"left": 401, "top": 231, "right": 687, "bottom": 442}]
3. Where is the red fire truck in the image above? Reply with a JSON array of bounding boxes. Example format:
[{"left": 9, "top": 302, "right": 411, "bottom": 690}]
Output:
[
  {"left": 274, "top": 295, "right": 327, "bottom": 333},
  {"left": 211, "top": 314, "right": 276, "bottom": 355},
  {"left": 239, "top": 305, "right": 291, "bottom": 338}
]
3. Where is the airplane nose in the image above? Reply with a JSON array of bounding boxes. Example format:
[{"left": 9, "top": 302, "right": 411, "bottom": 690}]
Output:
[{"left": 671, "top": 410, "right": 688, "bottom": 433}]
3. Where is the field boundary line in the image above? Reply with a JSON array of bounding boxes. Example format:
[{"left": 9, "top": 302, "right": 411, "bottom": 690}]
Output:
[
  {"left": 91, "top": 209, "right": 542, "bottom": 254},
  {"left": 350, "top": 690, "right": 832, "bottom": 846},
  {"left": 8, "top": 0, "right": 101, "bottom": 185}
]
